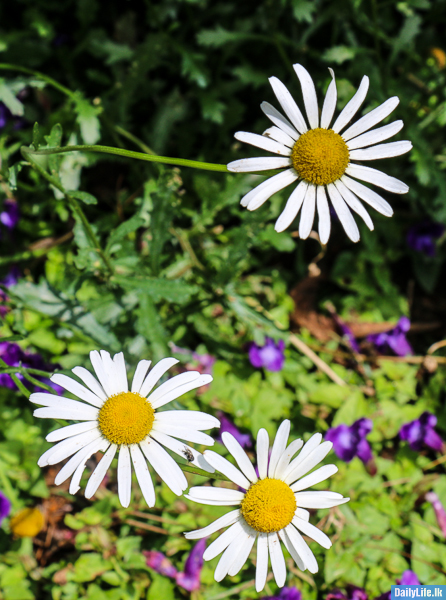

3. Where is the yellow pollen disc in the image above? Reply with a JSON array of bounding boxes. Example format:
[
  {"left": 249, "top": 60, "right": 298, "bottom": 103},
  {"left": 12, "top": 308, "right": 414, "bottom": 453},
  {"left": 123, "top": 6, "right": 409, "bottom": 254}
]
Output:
[
  {"left": 291, "top": 128, "right": 350, "bottom": 186},
  {"left": 240, "top": 478, "right": 297, "bottom": 533},
  {"left": 98, "top": 391, "right": 155, "bottom": 445}
]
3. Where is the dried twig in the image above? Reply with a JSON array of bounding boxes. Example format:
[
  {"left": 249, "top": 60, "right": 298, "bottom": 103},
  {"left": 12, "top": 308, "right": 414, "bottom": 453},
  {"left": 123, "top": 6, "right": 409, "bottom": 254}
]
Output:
[{"left": 289, "top": 333, "right": 347, "bottom": 386}]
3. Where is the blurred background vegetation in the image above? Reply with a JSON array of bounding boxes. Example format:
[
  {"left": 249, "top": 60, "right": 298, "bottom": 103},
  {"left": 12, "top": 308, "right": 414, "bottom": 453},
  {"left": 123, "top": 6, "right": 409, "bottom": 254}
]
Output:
[{"left": 0, "top": 0, "right": 446, "bottom": 598}]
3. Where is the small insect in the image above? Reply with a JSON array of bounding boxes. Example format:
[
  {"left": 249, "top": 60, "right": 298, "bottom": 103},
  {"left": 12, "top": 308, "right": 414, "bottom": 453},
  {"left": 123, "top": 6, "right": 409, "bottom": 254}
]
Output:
[{"left": 182, "top": 447, "right": 194, "bottom": 462}]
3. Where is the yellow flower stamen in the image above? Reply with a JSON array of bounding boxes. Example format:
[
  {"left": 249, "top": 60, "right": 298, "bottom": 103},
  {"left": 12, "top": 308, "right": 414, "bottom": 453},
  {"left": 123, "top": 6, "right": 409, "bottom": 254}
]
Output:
[
  {"left": 98, "top": 392, "right": 155, "bottom": 445},
  {"left": 240, "top": 478, "right": 296, "bottom": 533},
  {"left": 10, "top": 507, "right": 45, "bottom": 538},
  {"left": 291, "top": 128, "right": 350, "bottom": 186}
]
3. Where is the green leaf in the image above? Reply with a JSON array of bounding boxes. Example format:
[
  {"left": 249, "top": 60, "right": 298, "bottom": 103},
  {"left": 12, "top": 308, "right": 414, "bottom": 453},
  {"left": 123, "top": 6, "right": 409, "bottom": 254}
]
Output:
[
  {"left": 74, "top": 97, "right": 101, "bottom": 144},
  {"left": 106, "top": 214, "right": 145, "bottom": 252},
  {"left": 322, "top": 46, "right": 357, "bottom": 64},
  {"left": 69, "top": 190, "right": 98, "bottom": 205},
  {"left": 0, "top": 78, "right": 24, "bottom": 115},
  {"left": 69, "top": 553, "right": 112, "bottom": 583},
  {"left": 114, "top": 275, "right": 198, "bottom": 304},
  {"left": 196, "top": 27, "right": 252, "bottom": 47},
  {"left": 147, "top": 575, "right": 175, "bottom": 600}
]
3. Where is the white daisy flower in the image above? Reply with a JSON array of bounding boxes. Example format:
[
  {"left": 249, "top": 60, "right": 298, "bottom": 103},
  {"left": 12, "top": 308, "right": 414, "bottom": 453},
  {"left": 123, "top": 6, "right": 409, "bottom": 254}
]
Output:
[
  {"left": 227, "top": 63, "right": 412, "bottom": 243},
  {"left": 30, "top": 350, "right": 219, "bottom": 508},
  {"left": 184, "top": 420, "right": 349, "bottom": 592}
]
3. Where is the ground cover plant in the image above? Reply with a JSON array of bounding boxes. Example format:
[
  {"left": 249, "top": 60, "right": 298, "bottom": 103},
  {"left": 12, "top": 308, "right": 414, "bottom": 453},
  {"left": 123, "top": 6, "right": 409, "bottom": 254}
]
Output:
[{"left": 1, "top": 0, "right": 446, "bottom": 598}]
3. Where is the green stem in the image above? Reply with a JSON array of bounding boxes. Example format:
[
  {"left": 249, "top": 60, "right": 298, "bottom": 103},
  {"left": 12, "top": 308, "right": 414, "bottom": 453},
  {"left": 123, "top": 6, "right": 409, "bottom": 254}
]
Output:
[
  {"left": 20, "top": 146, "right": 114, "bottom": 275},
  {"left": 20, "top": 371, "right": 59, "bottom": 395},
  {"left": 0, "top": 63, "right": 76, "bottom": 99},
  {"left": 0, "top": 358, "right": 30, "bottom": 399},
  {"left": 22, "top": 144, "right": 229, "bottom": 173},
  {"left": 180, "top": 464, "right": 230, "bottom": 482}
]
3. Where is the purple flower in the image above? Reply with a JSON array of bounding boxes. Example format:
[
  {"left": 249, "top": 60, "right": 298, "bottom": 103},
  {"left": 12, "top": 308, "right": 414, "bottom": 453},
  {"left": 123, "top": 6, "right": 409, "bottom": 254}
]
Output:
[
  {"left": 399, "top": 412, "right": 443, "bottom": 452},
  {"left": 325, "top": 418, "right": 373, "bottom": 463},
  {"left": 143, "top": 550, "right": 178, "bottom": 578},
  {"left": 216, "top": 412, "right": 252, "bottom": 449},
  {"left": 327, "top": 586, "right": 368, "bottom": 600},
  {"left": 175, "top": 538, "right": 206, "bottom": 591},
  {"left": 0, "top": 491, "right": 11, "bottom": 525},
  {"left": 367, "top": 316, "right": 413, "bottom": 357},
  {"left": 398, "top": 571, "right": 420, "bottom": 585},
  {"left": 0, "top": 342, "right": 62, "bottom": 393},
  {"left": 249, "top": 337, "right": 285, "bottom": 372},
  {"left": 331, "top": 313, "right": 360, "bottom": 353},
  {"left": 0, "top": 200, "right": 19, "bottom": 231},
  {"left": 425, "top": 492, "right": 446, "bottom": 537},
  {"left": 407, "top": 221, "right": 445, "bottom": 257},
  {"left": 264, "top": 587, "right": 302, "bottom": 600}
]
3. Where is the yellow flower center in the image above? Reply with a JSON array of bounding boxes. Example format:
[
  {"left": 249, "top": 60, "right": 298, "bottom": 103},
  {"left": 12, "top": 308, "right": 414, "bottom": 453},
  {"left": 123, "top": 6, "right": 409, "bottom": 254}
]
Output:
[
  {"left": 98, "top": 392, "right": 155, "bottom": 445},
  {"left": 240, "top": 478, "right": 297, "bottom": 533},
  {"left": 10, "top": 507, "right": 45, "bottom": 538},
  {"left": 291, "top": 128, "right": 350, "bottom": 186}
]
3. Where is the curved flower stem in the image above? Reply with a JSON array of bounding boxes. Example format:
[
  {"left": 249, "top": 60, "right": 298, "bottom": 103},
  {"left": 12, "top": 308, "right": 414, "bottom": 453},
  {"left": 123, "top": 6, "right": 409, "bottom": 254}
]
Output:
[
  {"left": 180, "top": 464, "right": 230, "bottom": 482},
  {"left": 20, "top": 146, "right": 114, "bottom": 276},
  {"left": 21, "top": 144, "right": 229, "bottom": 173},
  {"left": 0, "top": 63, "right": 77, "bottom": 99}
]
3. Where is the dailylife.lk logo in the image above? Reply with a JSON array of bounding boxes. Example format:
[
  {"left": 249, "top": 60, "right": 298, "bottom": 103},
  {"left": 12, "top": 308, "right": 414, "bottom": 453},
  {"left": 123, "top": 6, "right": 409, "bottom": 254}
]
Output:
[{"left": 392, "top": 587, "right": 445, "bottom": 599}]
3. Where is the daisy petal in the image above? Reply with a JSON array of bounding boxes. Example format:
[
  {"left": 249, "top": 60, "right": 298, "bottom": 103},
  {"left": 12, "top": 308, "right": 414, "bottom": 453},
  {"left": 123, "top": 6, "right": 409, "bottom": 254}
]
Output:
[
  {"left": 320, "top": 68, "right": 337, "bottom": 130},
  {"left": 222, "top": 432, "right": 258, "bottom": 483},
  {"left": 256, "top": 428, "right": 269, "bottom": 479},
  {"left": 293, "top": 64, "right": 319, "bottom": 129},
  {"left": 242, "top": 169, "right": 299, "bottom": 211},
  {"left": 152, "top": 422, "right": 214, "bottom": 446},
  {"left": 155, "top": 409, "right": 219, "bottom": 430},
  {"left": 327, "top": 183, "right": 360, "bottom": 243},
  {"left": 139, "top": 357, "right": 179, "bottom": 398},
  {"left": 283, "top": 433, "right": 322, "bottom": 481},
  {"left": 261, "top": 102, "right": 300, "bottom": 140},
  {"left": 140, "top": 438, "right": 187, "bottom": 496},
  {"left": 268, "top": 420, "right": 290, "bottom": 478},
  {"left": 131, "top": 360, "right": 152, "bottom": 394},
  {"left": 89, "top": 350, "right": 115, "bottom": 397},
  {"left": 268, "top": 532, "right": 287, "bottom": 587},
  {"left": 269, "top": 76, "right": 308, "bottom": 133},
  {"left": 279, "top": 528, "right": 305, "bottom": 571},
  {"left": 71, "top": 441, "right": 110, "bottom": 494},
  {"left": 284, "top": 441, "right": 333, "bottom": 484},
  {"left": 234, "top": 131, "right": 292, "bottom": 156},
  {"left": 150, "top": 375, "right": 213, "bottom": 409},
  {"left": 227, "top": 157, "right": 292, "bottom": 173},
  {"left": 33, "top": 407, "right": 99, "bottom": 421},
  {"left": 284, "top": 524, "right": 318, "bottom": 573},
  {"left": 38, "top": 428, "right": 101, "bottom": 467},
  {"left": 186, "top": 487, "right": 244, "bottom": 504},
  {"left": 345, "top": 164, "right": 408, "bottom": 194},
  {"left": 341, "top": 175, "right": 394, "bottom": 216},
  {"left": 149, "top": 371, "right": 200, "bottom": 405},
  {"left": 291, "top": 464, "right": 338, "bottom": 492},
  {"left": 228, "top": 524, "right": 256, "bottom": 576},
  {"left": 292, "top": 516, "right": 332, "bottom": 549},
  {"left": 294, "top": 491, "right": 350, "bottom": 509},
  {"left": 215, "top": 532, "right": 248, "bottom": 582},
  {"left": 255, "top": 533, "right": 269, "bottom": 592},
  {"left": 185, "top": 510, "right": 241, "bottom": 540},
  {"left": 349, "top": 140, "right": 412, "bottom": 161},
  {"left": 150, "top": 429, "right": 215, "bottom": 473},
  {"left": 30, "top": 392, "right": 98, "bottom": 414},
  {"left": 85, "top": 444, "right": 117, "bottom": 499},
  {"left": 332, "top": 75, "right": 369, "bottom": 134},
  {"left": 204, "top": 450, "right": 251, "bottom": 490},
  {"left": 263, "top": 126, "right": 296, "bottom": 148},
  {"left": 346, "top": 120, "right": 403, "bottom": 150},
  {"left": 50, "top": 374, "right": 104, "bottom": 408},
  {"left": 46, "top": 421, "right": 98, "bottom": 443},
  {"left": 274, "top": 180, "right": 308, "bottom": 233},
  {"left": 203, "top": 521, "right": 244, "bottom": 561},
  {"left": 334, "top": 179, "right": 374, "bottom": 230},
  {"left": 54, "top": 436, "right": 108, "bottom": 486},
  {"left": 71, "top": 366, "right": 107, "bottom": 402},
  {"left": 112, "top": 352, "right": 128, "bottom": 393},
  {"left": 275, "top": 438, "right": 304, "bottom": 480},
  {"left": 295, "top": 508, "right": 310, "bottom": 521},
  {"left": 299, "top": 184, "right": 316, "bottom": 239},
  {"left": 130, "top": 444, "right": 156, "bottom": 507},
  {"left": 100, "top": 350, "right": 121, "bottom": 396},
  {"left": 316, "top": 185, "right": 331, "bottom": 244},
  {"left": 118, "top": 445, "right": 132, "bottom": 508},
  {"left": 342, "top": 97, "right": 399, "bottom": 142}
]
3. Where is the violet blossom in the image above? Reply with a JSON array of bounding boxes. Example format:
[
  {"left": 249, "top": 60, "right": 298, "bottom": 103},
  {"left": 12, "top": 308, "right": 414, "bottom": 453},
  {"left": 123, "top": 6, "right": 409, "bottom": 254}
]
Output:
[
  {"left": 264, "top": 587, "right": 302, "bottom": 600},
  {"left": 325, "top": 418, "right": 373, "bottom": 463},
  {"left": 0, "top": 200, "right": 19, "bottom": 233},
  {"left": 425, "top": 492, "right": 446, "bottom": 537},
  {"left": 399, "top": 411, "right": 444, "bottom": 452},
  {"left": 367, "top": 316, "right": 413, "bottom": 357},
  {"left": 144, "top": 540, "right": 206, "bottom": 592},
  {"left": 0, "top": 341, "right": 62, "bottom": 393},
  {"left": 248, "top": 337, "right": 285, "bottom": 372},
  {"left": 332, "top": 313, "right": 360, "bottom": 353},
  {"left": 0, "top": 491, "right": 11, "bottom": 525},
  {"left": 216, "top": 412, "right": 252, "bottom": 449},
  {"left": 326, "top": 586, "right": 368, "bottom": 600},
  {"left": 407, "top": 221, "right": 445, "bottom": 257}
]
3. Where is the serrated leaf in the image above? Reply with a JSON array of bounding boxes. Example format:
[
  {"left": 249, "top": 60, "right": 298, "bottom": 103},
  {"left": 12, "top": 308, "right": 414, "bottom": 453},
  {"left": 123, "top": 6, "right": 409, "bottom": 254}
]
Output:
[
  {"left": 106, "top": 214, "right": 145, "bottom": 252},
  {"left": 114, "top": 275, "right": 198, "bottom": 304}
]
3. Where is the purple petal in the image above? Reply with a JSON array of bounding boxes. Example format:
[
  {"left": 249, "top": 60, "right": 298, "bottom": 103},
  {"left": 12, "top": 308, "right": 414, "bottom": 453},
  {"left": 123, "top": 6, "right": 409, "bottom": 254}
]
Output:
[
  {"left": 325, "top": 425, "right": 357, "bottom": 462},
  {"left": 356, "top": 439, "right": 372, "bottom": 463},
  {"left": 426, "top": 492, "right": 446, "bottom": 538},
  {"left": 248, "top": 338, "right": 285, "bottom": 372},
  {"left": 143, "top": 551, "right": 178, "bottom": 578},
  {"left": 398, "top": 570, "right": 421, "bottom": 585},
  {"left": 0, "top": 491, "right": 11, "bottom": 524},
  {"left": 0, "top": 200, "right": 19, "bottom": 230},
  {"left": 248, "top": 343, "right": 264, "bottom": 368},
  {"left": 216, "top": 412, "right": 252, "bottom": 449}
]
